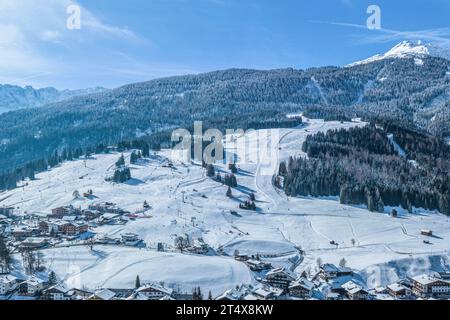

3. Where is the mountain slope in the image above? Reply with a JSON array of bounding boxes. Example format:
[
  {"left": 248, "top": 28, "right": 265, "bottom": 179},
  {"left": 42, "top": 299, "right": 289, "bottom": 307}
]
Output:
[
  {"left": 0, "top": 84, "right": 107, "bottom": 114},
  {"left": 0, "top": 41, "right": 449, "bottom": 173},
  {"left": 348, "top": 40, "right": 450, "bottom": 67}
]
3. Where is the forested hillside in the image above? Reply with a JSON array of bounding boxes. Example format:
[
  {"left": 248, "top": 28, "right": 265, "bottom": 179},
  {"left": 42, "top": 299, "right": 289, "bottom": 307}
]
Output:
[
  {"left": 0, "top": 55, "right": 449, "bottom": 174},
  {"left": 280, "top": 124, "right": 450, "bottom": 215}
]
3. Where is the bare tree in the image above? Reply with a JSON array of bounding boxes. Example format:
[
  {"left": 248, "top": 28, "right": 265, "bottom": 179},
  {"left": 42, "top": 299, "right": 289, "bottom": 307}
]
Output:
[
  {"left": 0, "top": 235, "right": 11, "bottom": 273},
  {"left": 22, "top": 250, "right": 37, "bottom": 275},
  {"left": 339, "top": 258, "right": 347, "bottom": 268},
  {"left": 174, "top": 235, "right": 190, "bottom": 253},
  {"left": 86, "top": 237, "right": 95, "bottom": 251},
  {"left": 73, "top": 190, "right": 80, "bottom": 199},
  {"left": 351, "top": 238, "right": 356, "bottom": 247},
  {"left": 36, "top": 251, "right": 45, "bottom": 272}
]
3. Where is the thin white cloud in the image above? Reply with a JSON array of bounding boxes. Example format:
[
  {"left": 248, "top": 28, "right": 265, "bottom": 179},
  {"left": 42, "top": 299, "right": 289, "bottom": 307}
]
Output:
[
  {"left": 312, "top": 20, "right": 450, "bottom": 47},
  {"left": 0, "top": 0, "right": 145, "bottom": 87}
]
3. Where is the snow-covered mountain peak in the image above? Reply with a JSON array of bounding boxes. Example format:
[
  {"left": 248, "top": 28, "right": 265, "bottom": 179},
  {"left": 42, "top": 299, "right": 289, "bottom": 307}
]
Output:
[{"left": 348, "top": 40, "right": 450, "bottom": 67}]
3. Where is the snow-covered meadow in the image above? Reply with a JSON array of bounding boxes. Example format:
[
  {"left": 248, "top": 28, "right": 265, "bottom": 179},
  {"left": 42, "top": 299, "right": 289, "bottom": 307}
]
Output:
[{"left": 2, "top": 117, "right": 450, "bottom": 292}]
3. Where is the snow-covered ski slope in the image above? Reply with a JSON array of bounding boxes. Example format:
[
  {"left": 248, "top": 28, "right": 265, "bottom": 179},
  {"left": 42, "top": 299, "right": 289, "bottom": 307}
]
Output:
[{"left": 2, "top": 118, "right": 449, "bottom": 291}]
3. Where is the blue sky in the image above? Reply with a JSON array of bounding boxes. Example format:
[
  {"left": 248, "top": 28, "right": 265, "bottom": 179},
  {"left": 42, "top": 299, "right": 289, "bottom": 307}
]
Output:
[{"left": 1, "top": 0, "right": 449, "bottom": 89}]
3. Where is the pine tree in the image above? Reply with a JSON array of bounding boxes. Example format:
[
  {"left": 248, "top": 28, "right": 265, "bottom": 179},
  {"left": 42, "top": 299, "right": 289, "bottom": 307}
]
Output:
[
  {"left": 130, "top": 151, "right": 138, "bottom": 164},
  {"left": 229, "top": 163, "right": 238, "bottom": 174},
  {"left": 206, "top": 164, "right": 215, "bottom": 177},
  {"left": 226, "top": 186, "right": 232, "bottom": 198},
  {"left": 116, "top": 154, "right": 126, "bottom": 167},
  {"left": 135, "top": 275, "right": 141, "bottom": 288},
  {"left": 196, "top": 287, "right": 203, "bottom": 300},
  {"left": 48, "top": 271, "right": 57, "bottom": 285}
]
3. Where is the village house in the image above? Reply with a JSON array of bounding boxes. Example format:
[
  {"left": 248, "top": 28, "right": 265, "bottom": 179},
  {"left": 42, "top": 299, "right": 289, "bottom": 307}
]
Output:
[
  {"left": 0, "top": 275, "right": 20, "bottom": 295},
  {"left": 386, "top": 283, "right": 412, "bottom": 299},
  {"left": 50, "top": 205, "right": 80, "bottom": 218},
  {"left": 325, "top": 292, "right": 342, "bottom": 300},
  {"left": 234, "top": 253, "right": 250, "bottom": 262},
  {"left": 289, "top": 277, "right": 315, "bottom": 299},
  {"left": 410, "top": 274, "right": 450, "bottom": 298},
  {"left": 0, "top": 206, "right": 14, "bottom": 217},
  {"left": 135, "top": 283, "right": 174, "bottom": 300},
  {"left": 368, "top": 286, "right": 391, "bottom": 300},
  {"left": 252, "top": 286, "right": 286, "bottom": 300},
  {"left": 215, "top": 285, "right": 254, "bottom": 300},
  {"left": 82, "top": 210, "right": 101, "bottom": 221},
  {"left": 20, "top": 237, "right": 49, "bottom": 251},
  {"left": 11, "top": 226, "right": 34, "bottom": 241},
  {"left": 121, "top": 233, "right": 141, "bottom": 246},
  {"left": 70, "top": 288, "right": 94, "bottom": 300},
  {"left": 263, "top": 267, "right": 297, "bottom": 291},
  {"left": 420, "top": 229, "right": 433, "bottom": 237},
  {"left": 38, "top": 220, "right": 62, "bottom": 235},
  {"left": 88, "top": 288, "right": 117, "bottom": 300},
  {"left": 320, "top": 263, "right": 353, "bottom": 280},
  {"left": 245, "top": 259, "right": 272, "bottom": 272},
  {"left": 40, "top": 220, "right": 88, "bottom": 236},
  {"left": 62, "top": 215, "right": 79, "bottom": 222},
  {"left": 26, "top": 277, "right": 46, "bottom": 296},
  {"left": 96, "top": 236, "right": 121, "bottom": 245},
  {"left": 60, "top": 221, "right": 89, "bottom": 236},
  {"left": 106, "top": 288, "right": 135, "bottom": 299},
  {"left": 341, "top": 281, "right": 370, "bottom": 300},
  {"left": 0, "top": 216, "right": 11, "bottom": 232},
  {"left": 187, "top": 238, "right": 209, "bottom": 254},
  {"left": 88, "top": 202, "right": 125, "bottom": 214},
  {"left": 98, "top": 213, "right": 121, "bottom": 225},
  {"left": 43, "top": 284, "right": 73, "bottom": 300}
]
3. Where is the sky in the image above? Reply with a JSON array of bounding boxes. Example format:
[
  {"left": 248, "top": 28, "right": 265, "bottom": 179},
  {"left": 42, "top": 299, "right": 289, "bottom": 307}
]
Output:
[{"left": 0, "top": 0, "right": 449, "bottom": 89}]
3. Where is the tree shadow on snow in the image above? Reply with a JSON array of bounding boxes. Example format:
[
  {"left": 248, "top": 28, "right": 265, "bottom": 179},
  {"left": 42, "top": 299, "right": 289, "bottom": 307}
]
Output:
[{"left": 124, "top": 178, "right": 145, "bottom": 186}]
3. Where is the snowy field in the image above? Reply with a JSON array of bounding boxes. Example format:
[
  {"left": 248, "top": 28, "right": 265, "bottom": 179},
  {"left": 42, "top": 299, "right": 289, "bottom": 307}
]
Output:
[
  {"left": 37, "top": 246, "right": 252, "bottom": 295},
  {"left": 2, "top": 117, "right": 450, "bottom": 291}
]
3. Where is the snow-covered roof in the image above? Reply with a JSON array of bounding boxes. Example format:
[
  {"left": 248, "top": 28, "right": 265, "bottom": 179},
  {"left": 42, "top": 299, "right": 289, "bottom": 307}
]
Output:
[
  {"left": 91, "top": 288, "right": 116, "bottom": 300},
  {"left": 62, "top": 216, "right": 77, "bottom": 221},
  {"left": 242, "top": 293, "right": 259, "bottom": 300},
  {"left": 387, "top": 283, "right": 407, "bottom": 293},
  {"left": 215, "top": 289, "right": 239, "bottom": 300},
  {"left": 126, "top": 292, "right": 148, "bottom": 300},
  {"left": 253, "top": 287, "right": 283, "bottom": 298},
  {"left": 0, "top": 275, "right": 18, "bottom": 284},
  {"left": 27, "top": 277, "right": 45, "bottom": 286},
  {"left": 47, "top": 283, "right": 70, "bottom": 293},
  {"left": 341, "top": 281, "right": 367, "bottom": 294},
  {"left": 411, "top": 275, "right": 439, "bottom": 285},
  {"left": 136, "top": 283, "right": 173, "bottom": 295},
  {"left": 289, "top": 278, "right": 315, "bottom": 291},
  {"left": 102, "top": 213, "right": 120, "bottom": 219},
  {"left": 216, "top": 284, "right": 255, "bottom": 300},
  {"left": 22, "top": 237, "right": 48, "bottom": 244},
  {"left": 321, "top": 263, "right": 340, "bottom": 273},
  {"left": 246, "top": 259, "right": 265, "bottom": 266},
  {"left": 266, "top": 267, "right": 297, "bottom": 280}
]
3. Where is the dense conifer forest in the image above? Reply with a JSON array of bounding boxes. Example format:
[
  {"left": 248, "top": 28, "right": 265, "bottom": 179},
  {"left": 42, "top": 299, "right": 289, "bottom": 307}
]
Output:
[{"left": 280, "top": 123, "right": 450, "bottom": 215}]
